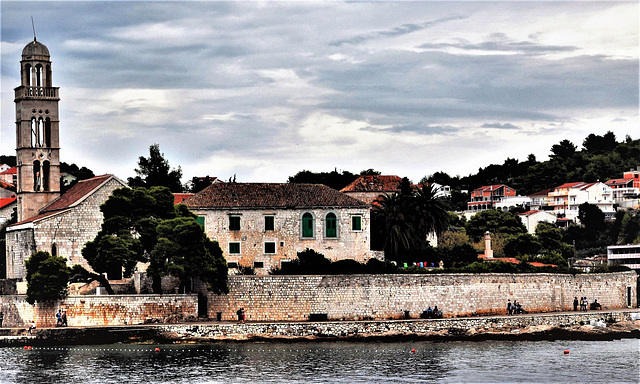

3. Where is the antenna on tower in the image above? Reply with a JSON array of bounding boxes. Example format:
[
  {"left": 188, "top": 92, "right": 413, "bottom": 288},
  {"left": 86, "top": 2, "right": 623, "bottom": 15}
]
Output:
[{"left": 31, "top": 16, "right": 37, "bottom": 41}]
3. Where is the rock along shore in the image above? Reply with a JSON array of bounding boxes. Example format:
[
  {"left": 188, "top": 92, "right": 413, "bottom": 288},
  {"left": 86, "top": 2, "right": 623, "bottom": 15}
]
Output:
[{"left": 1, "top": 310, "right": 639, "bottom": 346}]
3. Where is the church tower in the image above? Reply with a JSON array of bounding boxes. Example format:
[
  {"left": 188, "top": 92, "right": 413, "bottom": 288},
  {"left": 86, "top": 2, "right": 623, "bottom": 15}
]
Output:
[{"left": 14, "top": 38, "right": 61, "bottom": 221}]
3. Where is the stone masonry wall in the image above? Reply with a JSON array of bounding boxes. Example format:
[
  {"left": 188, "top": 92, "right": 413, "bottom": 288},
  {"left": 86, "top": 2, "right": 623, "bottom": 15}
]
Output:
[
  {"left": 0, "top": 294, "right": 197, "bottom": 327},
  {"left": 193, "top": 207, "right": 382, "bottom": 274},
  {"left": 208, "top": 272, "right": 638, "bottom": 321}
]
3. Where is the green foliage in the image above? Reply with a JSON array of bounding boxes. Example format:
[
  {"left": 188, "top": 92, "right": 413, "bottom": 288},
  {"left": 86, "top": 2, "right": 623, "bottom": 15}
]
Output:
[
  {"left": 578, "top": 203, "right": 606, "bottom": 232},
  {"left": 617, "top": 211, "right": 640, "bottom": 245},
  {"left": 504, "top": 233, "right": 542, "bottom": 258},
  {"left": 270, "top": 249, "right": 398, "bottom": 275},
  {"left": 127, "top": 144, "right": 183, "bottom": 192},
  {"left": 465, "top": 209, "right": 526, "bottom": 241},
  {"left": 590, "top": 264, "right": 631, "bottom": 273},
  {"left": 25, "top": 251, "right": 71, "bottom": 304},
  {"left": 83, "top": 186, "right": 227, "bottom": 294},
  {"left": 287, "top": 169, "right": 358, "bottom": 190},
  {"left": 187, "top": 175, "right": 214, "bottom": 193},
  {"left": 153, "top": 216, "right": 228, "bottom": 293}
]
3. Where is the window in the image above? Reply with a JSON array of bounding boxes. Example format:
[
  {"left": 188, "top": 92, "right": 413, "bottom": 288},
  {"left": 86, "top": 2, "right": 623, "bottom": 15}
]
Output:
[
  {"left": 254, "top": 262, "right": 264, "bottom": 269},
  {"left": 264, "top": 242, "right": 276, "bottom": 254},
  {"left": 351, "top": 215, "right": 362, "bottom": 231},
  {"left": 229, "top": 216, "right": 241, "bottom": 231},
  {"left": 227, "top": 262, "right": 238, "bottom": 269},
  {"left": 229, "top": 242, "right": 241, "bottom": 254},
  {"left": 325, "top": 213, "right": 337, "bottom": 238},
  {"left": 196, "top": 216, "right": 205, "bottom": 227},
  {"left": 302, "top": 212, "right": 314, "bottom": 238},
  {"left": 264, "top": 215, "right": 274, "bottom": 231}
]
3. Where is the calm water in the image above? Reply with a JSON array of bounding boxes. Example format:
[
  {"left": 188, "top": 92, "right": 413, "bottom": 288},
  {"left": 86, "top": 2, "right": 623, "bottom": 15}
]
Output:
[{"left": 0, "top": 339, "right": 638, "bottom": 383}]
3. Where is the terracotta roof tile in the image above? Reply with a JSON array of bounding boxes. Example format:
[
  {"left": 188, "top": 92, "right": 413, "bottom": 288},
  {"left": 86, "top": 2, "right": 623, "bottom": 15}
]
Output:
[
  {"left": 340, "top": 175, "right": 403, "bottom": 193},
  {"left": 185, "top": 183, "right": 369, "bottom": 209},
  {"left": 0, "top": 167, "right": 17, "bottom": 175},
  {"left": 0, "top": 197, "right": 16, "bottom": 209},
  {"left": 174, "top": 193, "right": 195, "bottom": 205},
  {"left": 40, "top": 174, "right": 114, "bottom": 213}
]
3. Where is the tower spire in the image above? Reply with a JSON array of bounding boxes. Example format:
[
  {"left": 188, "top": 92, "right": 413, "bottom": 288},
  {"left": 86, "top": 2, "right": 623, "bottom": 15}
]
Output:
[{"left": 31, "top": 16, "right": 37, "bottom": 41}]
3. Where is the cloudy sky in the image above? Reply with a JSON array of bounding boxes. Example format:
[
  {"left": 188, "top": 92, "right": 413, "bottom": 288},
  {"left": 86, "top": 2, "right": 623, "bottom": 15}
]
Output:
[{"left": 1, "top": 1, "right": 638, "bottom": 185}]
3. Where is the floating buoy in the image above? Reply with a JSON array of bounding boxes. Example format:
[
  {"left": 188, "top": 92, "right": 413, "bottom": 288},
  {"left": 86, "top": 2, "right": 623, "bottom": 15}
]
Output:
[
  {"left": 564, "top": 350, "right": 570, "bottom": 354},
  {"left": 155, "top": 347, "right": 160, "bottom": 352},
  {"left": 411, "top": 349, "right": 416, "bottom": 353}
]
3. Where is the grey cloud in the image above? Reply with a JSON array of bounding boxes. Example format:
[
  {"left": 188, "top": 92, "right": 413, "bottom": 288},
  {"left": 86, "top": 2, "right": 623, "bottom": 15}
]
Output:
[
  {"left": 329, "top": 16, "right": 467, "bottom": 46},
  {"left": 361, "top": 124, "right": 458, "bottom": 135},
  {"left": 481, "top": 123, "right": 521, "bottom": 130}
]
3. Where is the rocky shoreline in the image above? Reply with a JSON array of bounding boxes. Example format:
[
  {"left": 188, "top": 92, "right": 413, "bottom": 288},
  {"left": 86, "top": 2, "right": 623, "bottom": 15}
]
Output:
[{"left": 2, "top": 310, "right": 638, "bottom": 346}]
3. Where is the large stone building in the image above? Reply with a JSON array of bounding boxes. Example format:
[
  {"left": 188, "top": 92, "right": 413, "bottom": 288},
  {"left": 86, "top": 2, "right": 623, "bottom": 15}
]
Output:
[
  {"left": 183, "top": 183, "right": 382, "bottom": 274},
  {"left": 6, "top": 174, "right": 126, "bottom": 279}
]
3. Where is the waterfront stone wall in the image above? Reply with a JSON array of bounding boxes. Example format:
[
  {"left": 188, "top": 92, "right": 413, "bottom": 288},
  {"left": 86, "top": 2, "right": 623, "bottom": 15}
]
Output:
[
  {"left": 208, "top": 272, "right": 638, "bottom": 322},
  {"left": 161, "top": 310, "right": 638, "bottom": 341},
  {"left": 0, "top": 294, "right": 198, "bottom": 327}
]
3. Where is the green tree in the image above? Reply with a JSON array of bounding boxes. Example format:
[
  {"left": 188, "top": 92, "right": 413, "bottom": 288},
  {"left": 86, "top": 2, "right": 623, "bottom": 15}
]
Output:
[
  {"left": 128, "top": 144, "right": 183, "bottom": 192},
  {"left": 578, "top": 203, "right": 605, "bottom": 232},
  {"left": 550, "top": 139, "right": 577, "bottom": 160},
  {"left": 152, "top": 216, "right": 228, "bottom": 293},
  {"left": 504, "top": 233, "right": 542, "bottom": 258},
  {"left": 411, "top": 184, "right": 450, "bottom": 249},
  {"left": 372, "top": 193, "right": 419, "bottom": 262},
  {"left": 287, "top": 169, "right": 359, "bottom": 190},
  {"left": 618, "top": 211, "right": 640, "bottom": 244},
  {"left": 25, "top": 251, "right": 71, "bottom": 304},
  {"left": 465, "top": 210, "right": 526, "bottom": 241}
]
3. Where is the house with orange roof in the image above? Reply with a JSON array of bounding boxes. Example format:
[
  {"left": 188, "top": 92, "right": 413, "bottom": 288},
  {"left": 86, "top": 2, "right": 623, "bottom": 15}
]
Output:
[
  {"left": 0, "top": 196, "right": 17, "bottom": 225},
  {"left": 0, "top": 167, "right": 17, "bottom": 187},
  {"left": 5, "top": 174, "right": 127, "bottom": 280},
  {"left": 606, "top": 166, "right": 640, "bottom": 209},
  {"left": 340, "top": 175, "right": 404, "bottom": 204},
  {"left": 548, "top": 181, "right": 614, "bottom": 221},
  {"left": 467, "top": 184, "right": 516, "bottom": 212}
]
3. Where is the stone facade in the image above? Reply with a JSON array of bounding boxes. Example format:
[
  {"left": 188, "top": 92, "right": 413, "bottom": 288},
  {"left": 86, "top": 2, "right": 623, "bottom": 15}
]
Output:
[
  {"left": 0, "top": 294, "right": 197, "bottom": 327},
  {"left": 194, "top": 206, "right": 379, "bottom": 273},
  {"left": 207, "top": 272, "right": 638, "bottom": 321},
  {"left": 5, "top": 175, "right": 127, "bottom": 279}
]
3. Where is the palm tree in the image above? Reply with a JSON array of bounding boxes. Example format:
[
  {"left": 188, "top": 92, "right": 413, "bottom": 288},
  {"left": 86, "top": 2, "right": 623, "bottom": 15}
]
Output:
[
  {"left": 412, "top": 184, "right": 450, "bottom": 249},
  {"left": 372, "top": 193, "right": 419, "bottom": 262}
]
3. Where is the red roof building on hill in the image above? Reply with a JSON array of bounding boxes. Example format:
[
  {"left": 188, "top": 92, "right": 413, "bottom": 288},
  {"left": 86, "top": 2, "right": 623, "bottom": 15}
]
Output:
[
  {"left": 467, "top": 184, "right": 516, "bottom": 211},
  {"left": 340, "top": 175, "right": 406, "bottom": 204}
]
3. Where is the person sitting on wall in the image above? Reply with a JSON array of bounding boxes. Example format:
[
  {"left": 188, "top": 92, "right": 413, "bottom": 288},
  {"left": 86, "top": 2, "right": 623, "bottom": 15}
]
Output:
[
  {"left": 433, "top": 306, "right": 443, "bottom": 319},
  {"left": 28, "top": 320, "right": 36, "bottom": 334},
  {"left": 590, "top": 300, "right": 602, "bottom": 310},
  {"left": 56, "top": 309, "right": 62, "bottom": 327}
]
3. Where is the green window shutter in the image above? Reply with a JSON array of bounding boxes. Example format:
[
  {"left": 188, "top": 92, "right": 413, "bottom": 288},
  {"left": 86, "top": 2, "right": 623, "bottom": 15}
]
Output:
[
  {"left": 302, "top": 213, "right": 313, "bottom": 237},
  {"left": 229, "top": 242, "right": 240, "bottom": 254},
  {"left": 265, "top": 216, "right": 274, "bottom": 231},
  {"left": 351, "top": 215, "right": 362, "bottom": 231},
  {"left": 264, "top": 242, "right": 276, "bottom": 254},
  {"left": 229, "top": 216, "right": 241, "bottom": 231},
  {"left": 196, "top": 216, "right": 205, "bottom": 227},
  {"left": 326, "top": 213, "right": 337, "bottom": 238}
]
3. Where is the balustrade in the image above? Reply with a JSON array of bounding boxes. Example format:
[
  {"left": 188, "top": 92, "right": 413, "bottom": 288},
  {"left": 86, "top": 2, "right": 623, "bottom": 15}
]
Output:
[{"left": 14, "top": 86, "right": 59, "bottom": 100}]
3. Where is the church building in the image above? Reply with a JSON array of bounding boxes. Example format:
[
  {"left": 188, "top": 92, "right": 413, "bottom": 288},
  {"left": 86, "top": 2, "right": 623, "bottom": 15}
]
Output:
[{"left": 5, "top": 38, "right": 125, "bottom": 280}]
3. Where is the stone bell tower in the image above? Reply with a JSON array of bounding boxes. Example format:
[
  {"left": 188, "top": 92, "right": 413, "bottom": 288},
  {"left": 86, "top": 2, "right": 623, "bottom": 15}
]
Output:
[{"left": 14, "top": 37, "right": 61, "bottom": 222}]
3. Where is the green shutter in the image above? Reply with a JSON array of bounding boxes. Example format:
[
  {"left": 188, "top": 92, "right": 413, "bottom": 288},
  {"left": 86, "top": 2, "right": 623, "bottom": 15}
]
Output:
[
  {"left": 196, "top": 216, "right": 205, "bottom": 227},
  {"left": 302, "top": 213, "right": 313, "bottom": 237},
  {"left": 326, "top": 213, "right": 337, "bottom": 237}
]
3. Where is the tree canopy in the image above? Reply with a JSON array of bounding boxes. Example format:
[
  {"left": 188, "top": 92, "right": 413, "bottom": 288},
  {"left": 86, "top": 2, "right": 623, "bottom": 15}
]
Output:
[
  {"left": 81, "top": 186, "right": 227, "bottom": 294},
  {"left": 128, "top": 144, "right": 183, "bottom": 192},
  {"left": 25, "top": 251, "right": 71, "bottom": 304},
  {"left": 465, "top": 209, "right": 526, "bottom": 241},
  {"left": 287, "top": 168, "right": 380, "bottom": 190}
]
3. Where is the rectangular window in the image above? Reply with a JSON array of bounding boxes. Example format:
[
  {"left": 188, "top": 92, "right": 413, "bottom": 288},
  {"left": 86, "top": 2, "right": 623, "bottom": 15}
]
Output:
[
  {"left": 264, "top": 242, "right": 276, "bottom": 254},
  {"left": 264, "top": 215, "right": 274, "bottom": 231},
  {"left": 229, "top": 216, "right": 241, "bottom": 231},
  {"left": 227, "top": 262, "right": 238, "bottom": 269},
  {"left": 229, "top": 242, "right": 241, "bottom": 254},
  {"left": 351, "top": 215, "right": 362, "bottom": 231},
  {"left": 254, "top": 262, "right": 264, "bottom": 269},
  {"left": 196, "top": 216, "right": 205, "bottom": 227}
]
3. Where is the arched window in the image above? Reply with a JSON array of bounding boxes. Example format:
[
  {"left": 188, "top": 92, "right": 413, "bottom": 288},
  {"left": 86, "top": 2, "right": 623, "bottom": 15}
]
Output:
[
  {"left": 31, "top": 118, "right": 37, "bottom": 147},
  {"left": 33, "top": 160, "right": 41, "bottom": 191},
  {"left": 37, "top": 118, "right": 44, "bottom": 147},
  {"left": 35, "top": 64, "right": 43, "bottom": 87},
  {"left": 325, "top": 213, "right": 337, "bottom": 238},
  {"left": 43, "top": 161, "right": 50, "bottom": 191},
  {"left": 24, "top": 64, "right": 32, "bottom": 86},
  {"left": 301, "top": 212, "right": 314, "bottom": 238},
  {"left": 46, "top": 65, "right": 52, "bottom": 87},
  {"left": 45, "top": 118, "right": 51, "bottom": 147}
]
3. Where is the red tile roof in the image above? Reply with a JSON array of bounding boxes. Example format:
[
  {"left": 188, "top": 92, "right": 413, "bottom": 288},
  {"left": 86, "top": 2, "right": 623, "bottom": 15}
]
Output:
[
  {"left": 555, "top": 182, "right": 586, "bottom": 189},
  {"left": 174, "top": 193, "right": 195, "bottom": 205},
  {"left": 529, "top": 188, "right": 553, "bottom": 196},
  {"left": 478, "top": 255, "right": 556, "bottom": 267},
  {"left": 11, "top": 174, "right": 116, "bottom": 225},
  {"left": 340, "top": 175, "right": 403, "bottom": 193},
  {"left": 0, "top": 167, "right": 17, "bottom": 175},
  {"left": 0, "top": 197, "right": 16, "bottom": 209},
  {"left": 185, "top": 183, "right": 370, "bottom": 209},
  {"left": 0, "top": 180, "right": 15, "bottom": 190}
]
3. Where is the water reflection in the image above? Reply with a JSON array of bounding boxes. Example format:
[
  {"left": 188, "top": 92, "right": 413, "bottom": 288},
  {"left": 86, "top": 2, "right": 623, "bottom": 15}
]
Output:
[{"left": 0, "top": 339, "right": 637, "bottom": 383}]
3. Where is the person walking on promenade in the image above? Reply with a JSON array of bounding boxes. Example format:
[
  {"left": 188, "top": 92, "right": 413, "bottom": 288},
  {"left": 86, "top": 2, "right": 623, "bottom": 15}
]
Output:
[
  {"left": 573, "top": 297, "right": 579, "bottom": 311},
  {"left": 61, "top": 312, "right": 68, "bottom": 327},
  {"left": 0, "top": 311, "right": 4, "bottom": 327},
  {"left": 56, "top": 309, "right": 62, "bottom": 326},
  {"left": 28, "top": 320, "right": 36, "bottom": 334},
  {"left": 507, "top": 299, "right": 513, "bottom": 315},
  {"left": 583, "top": 297, "right": 588, "bottom": 311}
]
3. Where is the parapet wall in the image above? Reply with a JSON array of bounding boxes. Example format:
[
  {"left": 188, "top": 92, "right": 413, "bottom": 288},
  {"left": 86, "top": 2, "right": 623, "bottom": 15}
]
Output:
[
  {"left": 0, "top": 294, "right": 198, "bottom": 327},
  {"left": 208, "top": 272, "right": 638, "bottom": 322}
]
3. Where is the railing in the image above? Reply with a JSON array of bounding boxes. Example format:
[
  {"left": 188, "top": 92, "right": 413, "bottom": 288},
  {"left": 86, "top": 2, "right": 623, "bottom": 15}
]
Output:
[{"left": 14, "top": 86, "right": 59, "bottom": 100}]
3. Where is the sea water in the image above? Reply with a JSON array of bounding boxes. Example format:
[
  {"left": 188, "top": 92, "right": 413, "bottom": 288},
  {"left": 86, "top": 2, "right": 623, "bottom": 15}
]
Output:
[{"left": 0, "top": 339, "right": 638, "bottom": 383}]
